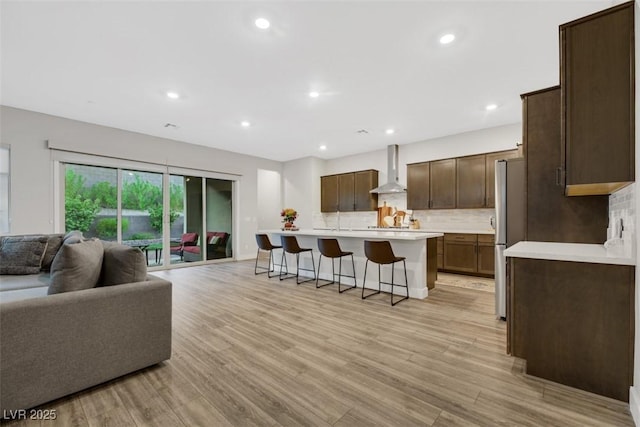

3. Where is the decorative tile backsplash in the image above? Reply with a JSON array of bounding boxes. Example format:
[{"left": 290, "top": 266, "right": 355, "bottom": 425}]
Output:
[
  {"left": 608, "top": 183, "right": 635, "bottom": 237},
  {"left": 313, "top": 193, "right": 495, "bottom": 232}
]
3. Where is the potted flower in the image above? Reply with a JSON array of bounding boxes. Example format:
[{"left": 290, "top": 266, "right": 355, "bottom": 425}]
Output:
[{"left": 280, "top": 208, "right": 298, "bottom": 229}]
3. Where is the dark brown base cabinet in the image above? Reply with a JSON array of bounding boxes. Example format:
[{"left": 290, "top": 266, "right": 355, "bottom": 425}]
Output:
[
  {"left": 509, "top": 258, "right": 634, "bottom": 402},
  {"left": 441, "top": 233, "right": 494, "bottom": 277}
]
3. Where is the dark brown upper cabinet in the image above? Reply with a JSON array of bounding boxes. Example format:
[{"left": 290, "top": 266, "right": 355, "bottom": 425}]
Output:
[
  {"left": 406, "top": 162, "right": 430, "bottom": 210},
  {"left": 429, "top": 159, "right": 456, "bottom": 209},
  {"left": 560, "top": 1, "right": 635, "bottom": 196},
  {"left": 456, "top": 154, "right": 486, "bottom": 208},
  {"left": 320, "top": 170, "right": 378, "bottom": 213},
  {"left": 338, "top": 173, "right": 355, "bottom": 212},
  {"left": 354, "top": 170, "right": 379, "bottom": 211},
  {"left": 320, "top": 175, "right": 339, "bottom": 212},
  {"left": 522, "top": 86, "right": 608, "bottom": 243}
]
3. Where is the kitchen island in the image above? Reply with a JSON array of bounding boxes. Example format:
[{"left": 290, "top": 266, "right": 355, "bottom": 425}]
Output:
[{"left": 263, "top": 229, "right": 442, "bottom": 299}]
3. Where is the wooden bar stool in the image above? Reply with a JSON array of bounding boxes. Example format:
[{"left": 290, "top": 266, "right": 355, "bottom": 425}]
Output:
[
  {"left": 362, "top": 240, "right": 409, "bottom": 306},
  {"left": 254, "top": 234, "right": 282, "bottom": 278},
  {"left": 280, "top": 235, "right": 316, "bottom": 284},
  {"left": 316, "top": 238, "right": 356, "bottom": 293}
]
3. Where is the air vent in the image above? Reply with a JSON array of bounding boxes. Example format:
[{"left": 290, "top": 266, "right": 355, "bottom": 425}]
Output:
[
  {"left": 356, "top": 129, "right": 369, "bottom": 134},
  {"left": 164, "top": 123, "right": 178, "bottom": 128}
]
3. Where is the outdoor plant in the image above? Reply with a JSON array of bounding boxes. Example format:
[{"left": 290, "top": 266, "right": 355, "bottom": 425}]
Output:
[
  {"left": 148, "top": 205, "right": 180, "bottom": 233},
  {"left": 88, "top": 181, "right": 117, "bottom": 208},
  {"left": 65, "top": 169, "right": 100, "bottom": 232},
  {"left": 95, "top": 218, "right": 129, "bottom": 239}
]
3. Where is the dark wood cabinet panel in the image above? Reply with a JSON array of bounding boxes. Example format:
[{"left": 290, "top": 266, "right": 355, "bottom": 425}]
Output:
[
  {"left": 436, "top": 237, "right": 443, "bottom": 270},
  {"left": 477, "top": 243, "right": 495, "bottom": 275},
  {"left": 354, "top": 170, "right": 378, "bottom": 211},
  {"left": 430, "top": 159, "right": 456, "bottom": 209},
  {"left": 407, "top": 162, "right": 430, "bottom": 210},
  {"left": 320, "top": 175, "right": 338, "bottom": 213},
  {"left": 456, "top": 155, "right": 486, "bottom": 208},
  {"left": 321, "top": 170, "right": 378, "bottom": 213},
  {"left": 509, "top": 258, "right": 634, "bottom": 402},
  {"left": 338, "top": 173, "right": 355, "bottom": 211},
  {"left": 561, "top": 2, "right": 634, "bottom": 195},
  {"left": 485, "top": 150, "right": 520, "bottom": 208},
  {"left": 522, "top": 87, "right": 608, "bottom": 243},
  {"left": 443, "top": 234, "right": 477, "bottom": 273}
]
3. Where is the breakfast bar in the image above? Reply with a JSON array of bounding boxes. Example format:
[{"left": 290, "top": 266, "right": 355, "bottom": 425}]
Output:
[{"left": 263, "top": 229, "right": 442, "bottom": 299}]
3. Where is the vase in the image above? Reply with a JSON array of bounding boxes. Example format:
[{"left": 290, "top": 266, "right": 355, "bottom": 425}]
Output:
[{"left": 284, "top": 221, "right": 295, "bottom": 229}]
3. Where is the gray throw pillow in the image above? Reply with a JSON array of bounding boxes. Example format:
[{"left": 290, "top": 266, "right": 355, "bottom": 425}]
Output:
[
  {"left": 63, "top": 230, "right": 84, "bottom": 244},
  {"left": 48, "top": 238, "right": 104, "bottom": 295},
  {"left": 41, "top": 234, "right": 64, "bottom": 271},
  {"left": 0, "top": 235, "right": 49, "bottom": 275},
  {"left": 100, "top": 241, "right": 147, "bottom": 286}
]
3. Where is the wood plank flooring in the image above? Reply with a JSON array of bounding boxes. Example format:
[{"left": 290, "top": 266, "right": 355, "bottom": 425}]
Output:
[{"left": 3, "top": 261, "right": 633, "bottom": 426}]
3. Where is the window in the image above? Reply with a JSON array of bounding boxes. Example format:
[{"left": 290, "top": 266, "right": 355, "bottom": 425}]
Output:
[{"left": 0, "top": 146, "right": 10, "bottom": 234}]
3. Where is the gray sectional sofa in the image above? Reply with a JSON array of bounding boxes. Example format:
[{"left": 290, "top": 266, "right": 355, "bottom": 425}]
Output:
[{"left": 0, "top": 232, "right": 172, "bottom": 414}]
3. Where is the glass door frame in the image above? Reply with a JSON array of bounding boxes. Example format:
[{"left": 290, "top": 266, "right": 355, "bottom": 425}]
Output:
[{"left": 52, "top": 151, "right": 238, "bottom": 270}]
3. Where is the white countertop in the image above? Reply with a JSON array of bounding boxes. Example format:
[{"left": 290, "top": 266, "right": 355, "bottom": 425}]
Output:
[
  {"left": 504, "top": 241, "right": 636, "bottom": 266},
  {"left": 318, "top": 227, "right": 495, "bottom": 235},
  {"left": 264, "top": 229, "right": 443, "bottom": 241}
]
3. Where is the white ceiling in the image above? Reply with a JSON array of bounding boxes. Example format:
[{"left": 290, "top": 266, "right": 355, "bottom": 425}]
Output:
[{"left": 1, "top": 1, "right": 615, "bottom": 162}]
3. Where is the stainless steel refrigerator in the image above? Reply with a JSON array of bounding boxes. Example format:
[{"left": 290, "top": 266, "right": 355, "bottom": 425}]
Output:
[{"left": 494, "top": 158, "right": 525, "bottom": 320}]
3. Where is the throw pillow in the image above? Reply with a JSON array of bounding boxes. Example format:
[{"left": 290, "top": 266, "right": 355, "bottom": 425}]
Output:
[
  {"left": 48, "top": 238, "right": 104, "bottom": 295},
  {"left": 0, "top": 235, "right": 49, "bottom": 275},
  {"left": 41, "top": 234, "right": 64, "bottom": 271},
  {"left": 209, "top": 235, "right": 220, "bottom": 244},
  {"left": 100, "top": 241, "right": 147, "bottom": 286}
]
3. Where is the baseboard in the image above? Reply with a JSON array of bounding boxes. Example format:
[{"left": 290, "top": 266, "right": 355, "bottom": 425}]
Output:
[{"left": 629, "top": 386, "right": 640, "bottom": 426}]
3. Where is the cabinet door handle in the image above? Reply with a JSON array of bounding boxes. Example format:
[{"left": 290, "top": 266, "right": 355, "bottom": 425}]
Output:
[{"left": 555, "top": 167, "right": 562, "bottom": 186}]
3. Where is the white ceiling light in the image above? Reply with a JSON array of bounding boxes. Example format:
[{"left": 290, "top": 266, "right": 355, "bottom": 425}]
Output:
[
  {"left": 309, "top": 91, "right": 320, "bottom": 98},
  {"left": 385, "top": 128, "right": 395, "bottom": 135},
  {"left": 255, "top": 18, "right": 270, "bottom": 29},
  {"left": 166, "top": 91, "right": 180, "bottom": 99},
  {"left": 319, "top": 144, "right": 327, "bottom": 151},
  {"left": 241, "top": 121, "right": 251, "bottom": 127},
  {"left": 439, "top": 34, "right": 455, "bottom": 44},
  {"left": 486, "top": 104, "right": 498, "bottom": 111}
]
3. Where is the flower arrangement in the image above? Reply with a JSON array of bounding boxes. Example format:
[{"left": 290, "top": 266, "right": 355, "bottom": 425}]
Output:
[{"left": 280, "top": 208, "right": 298, "bottom": 223}]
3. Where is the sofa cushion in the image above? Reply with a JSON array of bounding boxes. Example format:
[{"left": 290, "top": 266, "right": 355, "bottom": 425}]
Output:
[
  {"left": 100, "top": 241, "right": 147, "bottom": 286},
  {"left": 0, "top": 273, "right": 51, "bottom": 292},
  {"left": 0, "top": 235, "right": 49, "bottom": 275},
  {"left": 48, "top": 238, "right": 104, "bottom": 295}
]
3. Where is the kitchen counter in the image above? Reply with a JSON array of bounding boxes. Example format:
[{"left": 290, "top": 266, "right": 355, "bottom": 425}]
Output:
[
  {"left": 318, "top": 227, "right": 495, "bottom": 235},
  {"left": 262, "top": 229, "right": 441, "bottom": 298},
  {"left": 504, "top": 241, "right": 635, "bottom": 266}
]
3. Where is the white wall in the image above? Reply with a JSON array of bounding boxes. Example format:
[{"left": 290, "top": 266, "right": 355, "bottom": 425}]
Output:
[
  {"left": 1, "top": 106, "right": 282, "bottom": 260},
  {"left": 282, "top": 157, "right": 324, "bottom": 229},
  {"left": 257, "top": 168, "right": 283, "bottom": 230}
]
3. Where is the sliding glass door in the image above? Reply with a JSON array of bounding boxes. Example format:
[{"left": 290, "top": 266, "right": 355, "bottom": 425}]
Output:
[{"left": 62, "top": 161, "right": 234, "bottom": 269}]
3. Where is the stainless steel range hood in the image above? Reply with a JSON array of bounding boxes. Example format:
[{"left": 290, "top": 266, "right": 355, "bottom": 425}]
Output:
[{"left": 370, "top": 144, "right": 406, "bottom": 194}]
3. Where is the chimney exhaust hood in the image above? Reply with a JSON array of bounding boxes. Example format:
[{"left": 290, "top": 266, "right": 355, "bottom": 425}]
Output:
[{"left": 370, "top": 144, "right": 406, "bottom": 194}]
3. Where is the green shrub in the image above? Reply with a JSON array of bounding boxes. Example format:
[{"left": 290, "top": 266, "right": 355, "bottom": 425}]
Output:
[
  {"left": 122, "top": 175, "right": 162, "bottom": 210},
  {"left": 88, "top": 181, "right": 117, "bottom": 208},
  {"left": 65, "top": 196, "right": 100, "bottom": 232},
  {"left": 95, "top": 218, "right": 129, "bottom": 239},
  {"left": 148, "top": 205, "right": 180, "bottom": 233}
]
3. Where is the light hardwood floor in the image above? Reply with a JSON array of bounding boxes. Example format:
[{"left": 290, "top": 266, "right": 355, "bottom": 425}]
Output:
[{"left": 3, "top": 261, "right": 633, "bottom": 426}]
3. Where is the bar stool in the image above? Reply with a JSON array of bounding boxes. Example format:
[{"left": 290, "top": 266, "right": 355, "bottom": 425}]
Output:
[
  {"left": 280, "top": 235, "right": 316, "bottom": 284},
  {"left": 254, "top": 234, "right": 282, "bottom": 278},
  {"left": 316, "top": 238, "right": 357, "bottom": 293},
  {"left": 362, "top": 240, "right": 409, "bottom": 306}
]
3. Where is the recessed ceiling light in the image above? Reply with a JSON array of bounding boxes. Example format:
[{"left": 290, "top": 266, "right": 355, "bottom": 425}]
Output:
[
  {"left": 319, "top": 144, "right": 327, "bottom": 151},
  {"left": 241, "top": 121, "right": 251, "bottom": 127},
  {"left": 166, "top": 91, "right": 180, "bottom": 99},
  {"left": 439, "top": 34, "right": 455, "bottom": 44},
  {"left": 486, "top": 104, "right": 498, "bottom": 111},
  {"left": 309, "top": 91, "right": 320, "bottom": 98},
  {"left": 385, "top": 128, "right": 395, "bottom": 135},
  {"left": 255, "top": 18, "right": 270, "bottom": 29}
]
